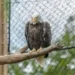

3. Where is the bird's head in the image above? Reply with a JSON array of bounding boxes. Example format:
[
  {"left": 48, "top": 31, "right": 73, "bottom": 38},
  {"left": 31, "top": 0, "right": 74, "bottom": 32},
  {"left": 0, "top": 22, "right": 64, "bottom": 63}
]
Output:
[{"left": 31, "top": 12, "right": 40, "bottom": 25}]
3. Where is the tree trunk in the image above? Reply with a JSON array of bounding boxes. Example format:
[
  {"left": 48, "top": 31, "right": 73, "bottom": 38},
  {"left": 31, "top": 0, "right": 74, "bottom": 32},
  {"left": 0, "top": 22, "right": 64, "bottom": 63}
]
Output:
[{"left": 0, "top": 0, "right": 8, "bottom": 75}]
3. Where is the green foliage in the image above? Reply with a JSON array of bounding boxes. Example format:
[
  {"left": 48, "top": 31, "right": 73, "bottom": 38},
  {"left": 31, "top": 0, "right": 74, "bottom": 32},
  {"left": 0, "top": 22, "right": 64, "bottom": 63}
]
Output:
[
  {"left": 4, "top": 0, "right": 10, "bottom": 22},
  {"left": 8, "top": 14, "right": 75, "bottom": 75},
  {"left": 8, "top": 24, "right": 75, "bottom": 75},
  {"left": 44, "top": 19, "right": 75, "bottom": 75}
]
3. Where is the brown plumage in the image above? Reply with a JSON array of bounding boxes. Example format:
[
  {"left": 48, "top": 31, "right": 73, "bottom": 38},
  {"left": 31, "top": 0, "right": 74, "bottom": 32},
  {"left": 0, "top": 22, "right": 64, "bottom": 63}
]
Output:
[{"left": 25, "top": 22, "right": 51, "bottom": 58}]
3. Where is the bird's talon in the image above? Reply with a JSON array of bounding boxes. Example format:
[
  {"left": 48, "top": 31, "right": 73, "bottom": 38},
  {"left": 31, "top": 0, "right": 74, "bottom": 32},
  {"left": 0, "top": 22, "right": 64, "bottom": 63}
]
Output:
[
  {"left": 29, "top": 48, "right": 36, "bottom": 54},
  {"left": 37, "top": 47, "right": 43, "bottom": 53},
  {"left": 40, "top": 47, "right": 43, "bottom": 51},
  {"left": 29, "top": 51, "right": 32, "bottom": 54},
  {"left": 37, "top": 49, "right": 40, "bottom": 53}
]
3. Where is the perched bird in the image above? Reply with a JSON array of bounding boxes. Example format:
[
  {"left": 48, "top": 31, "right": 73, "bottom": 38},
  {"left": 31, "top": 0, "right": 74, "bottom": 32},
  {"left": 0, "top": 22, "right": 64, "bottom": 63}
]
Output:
[{"left": 25, "top": 12, "right": 51, "bottom": 67}]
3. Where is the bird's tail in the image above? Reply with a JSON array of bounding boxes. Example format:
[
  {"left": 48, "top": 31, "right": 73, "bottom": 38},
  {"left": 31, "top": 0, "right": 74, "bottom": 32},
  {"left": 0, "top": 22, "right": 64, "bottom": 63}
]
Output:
[{"left": 36, "top": 56, "right": 45, "bottom": 67}]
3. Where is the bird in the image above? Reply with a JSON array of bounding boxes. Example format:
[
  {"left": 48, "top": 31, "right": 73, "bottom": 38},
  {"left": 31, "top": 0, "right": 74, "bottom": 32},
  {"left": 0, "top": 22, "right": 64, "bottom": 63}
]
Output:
[{"left": 25, "top": 12, "right": 51, "bottom": 67}]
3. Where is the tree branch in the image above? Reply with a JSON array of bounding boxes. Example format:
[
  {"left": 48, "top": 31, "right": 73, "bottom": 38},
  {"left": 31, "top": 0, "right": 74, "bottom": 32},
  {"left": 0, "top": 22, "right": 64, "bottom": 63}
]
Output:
[
  {"left": 15, "top": 46, "right": 28, "bottom": 54},
  {"left": 0, "top": 45, "right": 75, "bottom": 65},
  {"left": 60, "top": 46, "right": 75, "bottom": 50}
]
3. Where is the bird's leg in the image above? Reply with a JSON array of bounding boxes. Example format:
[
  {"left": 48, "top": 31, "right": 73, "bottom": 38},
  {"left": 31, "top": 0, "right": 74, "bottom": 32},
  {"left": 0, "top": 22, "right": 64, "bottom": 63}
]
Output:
[
  {"left": 29, "top": 48, "right": 36, "bottom": 54},
  {"left": 36, "top": 47, "right": 45, "bottom": 67},
  {"left": 37, "top": 47, "right": 43, "bottom": 53}
]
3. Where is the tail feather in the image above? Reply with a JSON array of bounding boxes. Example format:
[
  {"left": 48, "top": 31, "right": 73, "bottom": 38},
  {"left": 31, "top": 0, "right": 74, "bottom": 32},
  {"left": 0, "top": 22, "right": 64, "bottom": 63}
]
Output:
[{"left": 36, "top": 56, "right": 45, "bottom": 67}]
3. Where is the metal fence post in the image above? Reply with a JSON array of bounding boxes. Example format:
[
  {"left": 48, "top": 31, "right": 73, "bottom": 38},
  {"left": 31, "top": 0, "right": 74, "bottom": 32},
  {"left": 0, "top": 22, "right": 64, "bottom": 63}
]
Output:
[{"left": 0, "top": 0, "right": 8, "bottom": 75}]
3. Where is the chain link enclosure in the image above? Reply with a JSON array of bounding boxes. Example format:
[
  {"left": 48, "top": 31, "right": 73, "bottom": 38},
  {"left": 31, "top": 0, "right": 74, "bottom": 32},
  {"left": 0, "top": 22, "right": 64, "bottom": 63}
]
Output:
[
  {"left": 8, "top": 0, "right": 75, "bottom": 75},
  {"left": 8, "top": 0, "right": 75, "bottom": 53}
]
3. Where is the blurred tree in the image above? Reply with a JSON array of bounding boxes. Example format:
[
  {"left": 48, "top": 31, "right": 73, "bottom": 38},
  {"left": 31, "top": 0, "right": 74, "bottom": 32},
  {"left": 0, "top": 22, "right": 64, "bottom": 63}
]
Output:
[
  {"left": 8, "top": 16, "right": 75, "bottom": 75},
  {"left": 44, "top": 16, "right": 75, "bottom": 75}
]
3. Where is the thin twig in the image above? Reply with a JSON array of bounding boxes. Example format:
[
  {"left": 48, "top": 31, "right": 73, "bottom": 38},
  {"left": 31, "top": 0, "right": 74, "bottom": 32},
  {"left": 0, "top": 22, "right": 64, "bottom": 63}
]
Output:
[{"left": 61, "top": 46, "right": 75, "bottom": 50}]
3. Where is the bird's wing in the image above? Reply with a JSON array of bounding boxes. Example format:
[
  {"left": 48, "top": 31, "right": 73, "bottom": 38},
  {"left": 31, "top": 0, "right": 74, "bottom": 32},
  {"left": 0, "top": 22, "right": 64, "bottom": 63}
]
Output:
[
  {"left": 25, "top": 22, "right": 29, "bottom": 41},
  {"left": 43, "top": 22, "right": 52, "bottom": 46},
  {"left": 25, "top": 22, "right": 31, "bottom": 49}
]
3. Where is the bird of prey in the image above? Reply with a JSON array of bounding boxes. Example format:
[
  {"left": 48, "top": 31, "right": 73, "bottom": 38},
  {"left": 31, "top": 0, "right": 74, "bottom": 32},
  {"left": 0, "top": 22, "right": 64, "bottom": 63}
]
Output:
[{"left": 25, "top": 12, "right": 51, "bottom": 67}]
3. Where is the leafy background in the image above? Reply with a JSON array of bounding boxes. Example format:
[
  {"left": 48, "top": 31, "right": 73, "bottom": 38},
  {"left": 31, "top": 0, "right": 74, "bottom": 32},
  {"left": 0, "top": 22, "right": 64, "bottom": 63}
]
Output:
[{"left": 5, "top": 0, "right": 75, "bottom": 75}]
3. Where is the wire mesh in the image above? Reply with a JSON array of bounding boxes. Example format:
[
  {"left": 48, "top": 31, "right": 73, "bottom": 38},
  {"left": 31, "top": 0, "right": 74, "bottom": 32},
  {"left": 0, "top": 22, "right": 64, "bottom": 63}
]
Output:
[
  {"left": 8, "top": 0, "right": 75, "bottom": 74},
  {"left": 9, "top": 0, "right": 75, "bottom": 53}
]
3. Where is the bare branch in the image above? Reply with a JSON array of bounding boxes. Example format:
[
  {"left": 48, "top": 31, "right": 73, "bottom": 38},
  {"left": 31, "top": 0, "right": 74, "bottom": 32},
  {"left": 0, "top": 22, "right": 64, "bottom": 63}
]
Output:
[
  {"left": 0, "top": 45, "right": 75, "bottom": 65},
  {"left": 60, "top": 46, "right": 75, "bottom": 50},
  {"left": 15, "top": 46, "right": 28, "bottom": 54}
]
